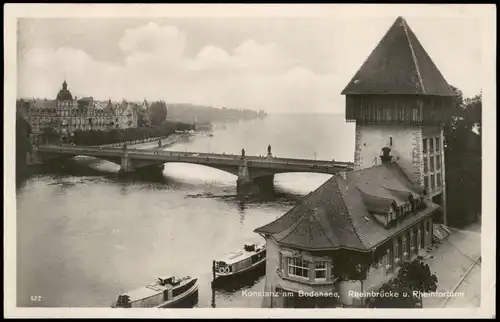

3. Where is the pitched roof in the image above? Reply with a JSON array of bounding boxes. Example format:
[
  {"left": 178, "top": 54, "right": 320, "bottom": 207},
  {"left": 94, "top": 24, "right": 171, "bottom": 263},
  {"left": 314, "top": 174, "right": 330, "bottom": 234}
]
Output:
[
  {"left": 30, "top": 99, "right": 57, "bottom": 110},
  {"left": 341, "top": 16, "right": 456, "bottom": 97},
  {"left": 254, "top": 162, "right": 440, "bottom": 251}
]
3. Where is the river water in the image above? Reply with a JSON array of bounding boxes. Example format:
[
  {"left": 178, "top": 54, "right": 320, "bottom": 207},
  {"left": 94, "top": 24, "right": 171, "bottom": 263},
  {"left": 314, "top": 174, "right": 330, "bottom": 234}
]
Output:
[{"left": 16, "top": 113, "right": 355, "bottom": 308}]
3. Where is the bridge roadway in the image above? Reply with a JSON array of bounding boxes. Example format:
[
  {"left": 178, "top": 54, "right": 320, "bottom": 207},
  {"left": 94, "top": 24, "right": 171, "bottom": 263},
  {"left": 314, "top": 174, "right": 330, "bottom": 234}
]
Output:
[{"left": 37, "top": 144, "right": 354, "bottom": 176}]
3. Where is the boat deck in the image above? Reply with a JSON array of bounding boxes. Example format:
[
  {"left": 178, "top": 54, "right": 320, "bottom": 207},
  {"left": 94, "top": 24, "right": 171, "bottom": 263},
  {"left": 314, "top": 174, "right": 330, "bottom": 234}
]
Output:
[
  {"left": 123, "top": 284, "right": 166, "bottom": 302},
  {"left": 216, "top": 243, "right": 265, "bottom": 265}
]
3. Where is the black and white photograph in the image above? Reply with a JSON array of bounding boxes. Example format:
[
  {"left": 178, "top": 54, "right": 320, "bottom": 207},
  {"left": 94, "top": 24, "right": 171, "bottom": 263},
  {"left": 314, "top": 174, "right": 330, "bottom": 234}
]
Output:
[{"left": 4, "top": 3, "right": 495, "bottom": 319}]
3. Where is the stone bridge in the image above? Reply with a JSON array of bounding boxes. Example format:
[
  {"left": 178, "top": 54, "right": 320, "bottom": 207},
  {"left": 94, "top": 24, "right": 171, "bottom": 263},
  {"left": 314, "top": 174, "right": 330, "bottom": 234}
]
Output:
[{"left": 33, "top": 144, "right": 354, "bottom": 193}]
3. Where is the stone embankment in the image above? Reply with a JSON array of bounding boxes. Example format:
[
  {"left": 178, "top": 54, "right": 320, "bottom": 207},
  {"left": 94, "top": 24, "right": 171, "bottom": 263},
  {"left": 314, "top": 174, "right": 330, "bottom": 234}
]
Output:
[{"left": 97, "top": 136, "right": 168, "bottom": 148}]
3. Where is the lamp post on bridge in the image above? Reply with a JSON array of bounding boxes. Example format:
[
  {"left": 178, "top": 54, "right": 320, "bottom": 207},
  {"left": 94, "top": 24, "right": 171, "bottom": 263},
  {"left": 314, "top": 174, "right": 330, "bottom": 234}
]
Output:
[{"left": 313, "top": 152, "right": 318, "bottom": 160}]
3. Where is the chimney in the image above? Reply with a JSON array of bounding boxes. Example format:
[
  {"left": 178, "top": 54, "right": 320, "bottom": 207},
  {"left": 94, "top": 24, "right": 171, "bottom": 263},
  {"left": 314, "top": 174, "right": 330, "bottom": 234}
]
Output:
[{"left": 380, "top": 147, "right": 393, "bottom": 164}]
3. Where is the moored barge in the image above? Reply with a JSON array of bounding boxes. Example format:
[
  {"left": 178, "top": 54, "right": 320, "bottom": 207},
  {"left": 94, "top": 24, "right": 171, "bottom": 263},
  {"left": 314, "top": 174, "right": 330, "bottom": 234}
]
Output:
[
  {"left": 214, "top": 243, "right": 266, "bottom": 279},
  {"left": 112, "top": 276, "right": 198, "bottom": 308}
]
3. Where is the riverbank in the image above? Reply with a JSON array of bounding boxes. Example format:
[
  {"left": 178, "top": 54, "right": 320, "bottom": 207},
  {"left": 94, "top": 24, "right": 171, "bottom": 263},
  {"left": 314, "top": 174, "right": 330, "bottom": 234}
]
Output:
[
  {"left": 126, "top": 133, "right": 185, "bottom": 149},
  {"left": 96, "top": 136, "right": 169, "bottom": 148}
]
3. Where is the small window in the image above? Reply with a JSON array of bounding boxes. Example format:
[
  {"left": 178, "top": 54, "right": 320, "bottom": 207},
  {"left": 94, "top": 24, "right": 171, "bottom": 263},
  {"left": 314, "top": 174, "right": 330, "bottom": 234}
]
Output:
[
  {"left": 430, "top": 156, "right": 435, "bottom": 172},
  {"left": 429, "top": 138, "right": 434, "bottom": 153},
  {"left": 387, "top": 248, "right": 393, "bottom": 268},
  {"left": 436, "top": 155, "right": 441, "bottom": 170},
  {"left": 437, "top": 173, "right": 442, "bottom": 187},
  {"left": 424, "top": 176, "right": 429, "bottom": 191},
  {"left": 314, "top": 261, "right": 327, "bottom": 280},
  {"left": 423, "top": 158, "right": 429, "bottom": 173},
  {"left": 431, "top": 174, "right": 436, "bottom": 190},
  {"left": 423, "top": 139, "right": 428, "bottom": 154}
]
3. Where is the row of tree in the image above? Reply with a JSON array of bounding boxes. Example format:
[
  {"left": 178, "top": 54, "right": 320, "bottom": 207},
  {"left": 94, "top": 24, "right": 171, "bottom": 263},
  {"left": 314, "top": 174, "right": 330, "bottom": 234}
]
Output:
[
  {"left": 444, "top": 87, "right": 482, "bottom": 227},
  {"left": 71, "top": 121, "right": 194, "bottom": 146},
  {"left": 16, "top": 114, "right": 33, "bottom": 182},
  {"left": 149, "top": 101, "right": 168, "bottom": 127}
]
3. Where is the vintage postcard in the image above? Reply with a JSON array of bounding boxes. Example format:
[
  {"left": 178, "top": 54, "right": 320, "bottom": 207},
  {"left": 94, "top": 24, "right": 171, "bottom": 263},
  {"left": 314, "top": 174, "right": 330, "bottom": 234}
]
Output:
[{"left": 4, "top": 3, "right": 496, "bottom": 319}]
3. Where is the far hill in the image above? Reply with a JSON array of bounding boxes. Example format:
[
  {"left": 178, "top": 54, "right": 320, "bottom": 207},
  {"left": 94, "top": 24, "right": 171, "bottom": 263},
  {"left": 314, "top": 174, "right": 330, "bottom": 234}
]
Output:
[{"left": 165, "top": 103, "right": 266, "bottom": 124}]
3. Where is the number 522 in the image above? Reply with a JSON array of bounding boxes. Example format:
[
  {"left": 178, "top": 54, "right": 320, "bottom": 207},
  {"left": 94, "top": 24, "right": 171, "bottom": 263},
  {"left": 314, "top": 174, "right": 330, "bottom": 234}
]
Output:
[{"left": 30, "top": 296, "right": 42, "bottom": 302}]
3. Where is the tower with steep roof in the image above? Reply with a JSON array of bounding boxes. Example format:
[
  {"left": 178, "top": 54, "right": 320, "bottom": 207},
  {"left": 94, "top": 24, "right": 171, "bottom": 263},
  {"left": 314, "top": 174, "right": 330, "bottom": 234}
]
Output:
[{"left": 341, "top": 16, "right": 455, "bottom": 225}]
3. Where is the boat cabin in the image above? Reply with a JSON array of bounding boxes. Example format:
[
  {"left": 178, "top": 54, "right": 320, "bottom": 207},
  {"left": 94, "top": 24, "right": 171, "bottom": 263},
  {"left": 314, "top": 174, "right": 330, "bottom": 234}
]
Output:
[
  {"left": 113, "top": 276, "right": 197, "bottom": 308},
  {"left": 215, "top": 243, "right": 267, "bottom": 277}
]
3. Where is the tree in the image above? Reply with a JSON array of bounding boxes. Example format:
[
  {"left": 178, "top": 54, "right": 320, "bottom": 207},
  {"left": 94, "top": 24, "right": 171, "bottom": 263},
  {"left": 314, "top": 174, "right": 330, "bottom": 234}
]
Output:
[
  {"left": 443, "top": 86, "right": 482, "bottom": 227},
  {"left": 368, "top": 278, "right": 419, "bottom": 308},
  {"left": 150, "top": 101, "right": 168, "bottom": 126},
  {"left": 40, "top": 126, "right": 60, "bottom": 144},
  {"left": 397, "top": 259, "right": 438, "bottom": 306},
  {"left": 16, "top": 113, "right": 32, "bottom": 180}
]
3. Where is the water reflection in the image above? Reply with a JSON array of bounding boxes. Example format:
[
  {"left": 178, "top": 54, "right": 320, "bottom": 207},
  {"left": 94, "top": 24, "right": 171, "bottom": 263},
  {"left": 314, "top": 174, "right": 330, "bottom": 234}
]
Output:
[
  {"left": 172, "top": 290, "right": 199, "bottom": 308},
  {"left": 210, "top": 265, "right": 266, "bottom": 308}
]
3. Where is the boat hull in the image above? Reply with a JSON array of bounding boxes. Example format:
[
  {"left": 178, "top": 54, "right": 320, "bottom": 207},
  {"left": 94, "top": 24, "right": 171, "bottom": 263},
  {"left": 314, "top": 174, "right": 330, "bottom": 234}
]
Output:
[
  {"left": 156, "top": 283, "right": 199, "bottom": 308},
  {"left": 112, "top": 278, "right": 199, "bottom": 309},
  {"left": 215, "top": 256, "right": 266, "bottom": 279}
]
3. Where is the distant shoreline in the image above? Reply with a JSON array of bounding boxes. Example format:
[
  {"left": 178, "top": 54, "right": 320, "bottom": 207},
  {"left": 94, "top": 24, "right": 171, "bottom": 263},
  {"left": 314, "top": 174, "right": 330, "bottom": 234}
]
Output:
[{"left": 266, "top": 112, "right": 344, "bottom": 116}]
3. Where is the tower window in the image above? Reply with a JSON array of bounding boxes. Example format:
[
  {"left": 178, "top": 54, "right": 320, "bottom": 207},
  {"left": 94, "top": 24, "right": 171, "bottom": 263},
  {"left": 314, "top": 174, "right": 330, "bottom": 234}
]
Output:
[
  {"left": 424, "top": 158, "right": 428, "bottom": 173},
  {"left": 429, "top": 138, "right": 434, "bottom": 153},
  {"left": 412, "top": 108, "right": 418, "bottom": 122},
  {"left": 436, "top": 155, "right": 441, "bottom": 170},
  {"left": 423, "top": 139, "right": 428, "bottom": 154},
  {"left": 436, "top": 138, "right": 440, "bottom": 151}
]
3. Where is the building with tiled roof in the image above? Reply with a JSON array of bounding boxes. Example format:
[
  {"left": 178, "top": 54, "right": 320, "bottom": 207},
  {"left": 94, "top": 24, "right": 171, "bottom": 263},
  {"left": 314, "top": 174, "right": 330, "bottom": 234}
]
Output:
[
  {"left": 22, "top": 81, "right": 115, "bottom": 143},
  {"left": 342, "top": 16, "right": 453, "bottom": 222},
  {"left": 111, "top": 100, "right": 140, "bottom": 129},
  {"left": 341, "top": 17, "right": 456, "bottom": 97},
  {"left": 254, "top": 16, "right": 454, "bottom": 308},
  {"left": 255, "top": 161, "right": 439, "bottom": 308}
]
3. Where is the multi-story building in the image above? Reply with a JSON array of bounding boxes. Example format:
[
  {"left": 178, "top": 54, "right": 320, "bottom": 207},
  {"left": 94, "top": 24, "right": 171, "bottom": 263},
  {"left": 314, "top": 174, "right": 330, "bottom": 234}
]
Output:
[
  {"left": 254, "top": 16, "right": 456, "bottom": 308},
  {"left": 136, "top": 100, "right": 151, "bottom": 127},
  {"left": 112, "top": 100, "right": 140, "bottom": 129},
  {"left": 18, "top": 80, "right": 116, "bottom": 142},
  {"left": 19, "top": 99, "right": 57, "bottom": 136}
]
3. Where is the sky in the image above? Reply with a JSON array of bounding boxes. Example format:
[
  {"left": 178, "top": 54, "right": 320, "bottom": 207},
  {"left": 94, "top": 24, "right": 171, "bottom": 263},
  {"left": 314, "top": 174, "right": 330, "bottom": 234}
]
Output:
[{"left": 16, "top": 7, "right": 485, "bottom": 114}]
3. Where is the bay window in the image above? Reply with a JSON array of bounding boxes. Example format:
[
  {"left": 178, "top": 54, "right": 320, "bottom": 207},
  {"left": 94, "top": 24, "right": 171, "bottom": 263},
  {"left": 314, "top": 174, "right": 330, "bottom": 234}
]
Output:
[
  {"left": 314, "top": 261, "right": 327, "bottom": 280},
  {"left": 287, "top": 257, "right": 310, "bottom": 279}
]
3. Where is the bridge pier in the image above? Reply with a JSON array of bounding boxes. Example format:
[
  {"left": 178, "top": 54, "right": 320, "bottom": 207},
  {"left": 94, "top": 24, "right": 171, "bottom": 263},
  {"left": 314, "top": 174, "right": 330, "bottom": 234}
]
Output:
[
  {"left": 120, "top": 154, "right": 134, "bottom": 173},
  {"left": 26, "top": 149, "right": 42, "bottom": 166},
  {"left": 237, "top": 159, "right": 274, "bottom": 196},
  {"left": 236, "top": 175, "right": 275, "bottom": 196}
]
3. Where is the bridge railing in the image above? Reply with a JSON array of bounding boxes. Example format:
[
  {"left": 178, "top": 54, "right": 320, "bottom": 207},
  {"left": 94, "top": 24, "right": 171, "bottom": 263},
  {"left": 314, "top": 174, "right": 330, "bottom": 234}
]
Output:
[{"left": 38, "top": 145, "right": 354, "bottom": 169}]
